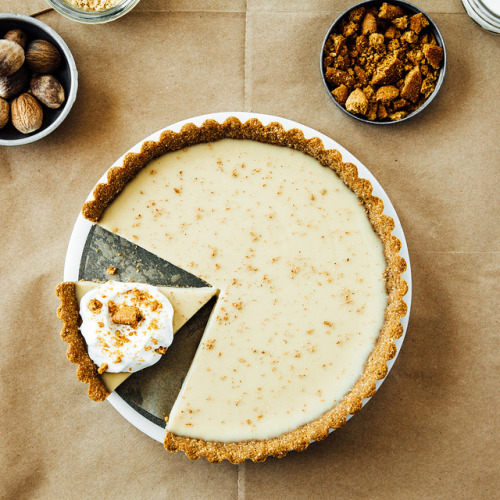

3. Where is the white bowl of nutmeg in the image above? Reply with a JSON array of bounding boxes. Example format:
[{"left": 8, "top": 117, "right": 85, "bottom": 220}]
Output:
[{"left": 0, "top": 13, "right": 78, "bottom": 146}]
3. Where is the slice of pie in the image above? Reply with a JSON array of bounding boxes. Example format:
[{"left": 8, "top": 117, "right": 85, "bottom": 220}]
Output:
[
  {"left": 60, "top": 117, "right": 407, "bottom": 463},
  {"left": 56, "top": 281, "right": 219, "bottom": 401}
]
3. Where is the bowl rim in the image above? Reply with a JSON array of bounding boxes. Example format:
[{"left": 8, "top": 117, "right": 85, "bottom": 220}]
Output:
[
  {"left": 0, "top": 13, "right": 78, "bottom": 146},
  {"left": 462, "top": 0, "right": 500, "bottom": 33},
  {"left": 320, "top": 0, "right": 447, "bottom": 125},
  {"left": 45, "top": 0, "right": 141, "bottom": 25}
]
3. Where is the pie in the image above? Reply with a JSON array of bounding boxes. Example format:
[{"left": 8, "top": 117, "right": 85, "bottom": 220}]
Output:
[{"left": 56, "top": 116, "right": 407, "bottom": 463}]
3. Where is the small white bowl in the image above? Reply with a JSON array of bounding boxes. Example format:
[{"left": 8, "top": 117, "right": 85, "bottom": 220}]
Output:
[
  {"left": 46, "top": 0, "right": 141, "bottom": 24},
  {"left": 0, "top": 13, "right": 78, "bottom": 146}
]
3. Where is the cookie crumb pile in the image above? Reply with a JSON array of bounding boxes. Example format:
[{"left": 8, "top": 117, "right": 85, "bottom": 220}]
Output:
[{"left": 324, "top": 2, "right": 444, "bottom": 121}]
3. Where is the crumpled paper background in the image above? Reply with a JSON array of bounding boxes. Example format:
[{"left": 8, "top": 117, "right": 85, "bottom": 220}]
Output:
[{"left": 0, "top": 0, "right": 498, "bottom": 498}]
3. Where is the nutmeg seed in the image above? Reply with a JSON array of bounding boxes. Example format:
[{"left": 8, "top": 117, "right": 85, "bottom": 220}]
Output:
[
  {"left": 0, "top": 65, "right": 29, "bottom": 99},
  {"left": 0, "top": 97, "right": 9, "bottom": 129},
  {"left": 26, "top": 39, "right": 61, "bottom": 74},
  {"left": 4, "top": 29, "right": 28, "bottom": 50},
  {"left": 11, "top": 92, "right": 43, "bottom": 134},
  {"left": 0, "top": 39, "right": 25, "bottom": 77},
  {"left": 30, "top": 74, "right": 66, "bottom": 109}
]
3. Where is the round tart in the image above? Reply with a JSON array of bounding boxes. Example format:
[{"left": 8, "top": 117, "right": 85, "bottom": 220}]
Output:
[{"left": 57, "top": 115, "right": 408, "bottom": 463}]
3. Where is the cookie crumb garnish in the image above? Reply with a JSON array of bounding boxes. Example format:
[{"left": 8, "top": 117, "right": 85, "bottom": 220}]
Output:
[
  {"left": 88, "top": 298, "right": 102, "bottom": 313},
  {"left": 111, "top": 304, "right": 142, "bottom": 328},
  {"left": 97, "top": 363, "right": 108, "bottom": 374}
]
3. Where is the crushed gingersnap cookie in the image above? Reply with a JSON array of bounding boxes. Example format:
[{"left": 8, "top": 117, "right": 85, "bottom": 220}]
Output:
[
  {"left": 97, "top": 363, "right": 108, "bottom": 374},
  {"left": 88, "top": 298, "right": 103, "bottom": 313},
  {"left": 324, "top": 2, "right": 443, "bottom": 121},
  {"left": 346, "top": 88, "right": 369, "bottom": 115},
  {"left": 111, "top": 304, "right": 143, "bottom": 328}
]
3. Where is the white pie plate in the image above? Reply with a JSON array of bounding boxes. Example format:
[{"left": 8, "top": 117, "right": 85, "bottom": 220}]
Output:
[{"left": 64, "top": 111, "right": 412, "bottom": 446}]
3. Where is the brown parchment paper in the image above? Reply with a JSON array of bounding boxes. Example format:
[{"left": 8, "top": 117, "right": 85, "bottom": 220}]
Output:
[{"left": 0, "top": 1, "right": 498, "bottom": 498}]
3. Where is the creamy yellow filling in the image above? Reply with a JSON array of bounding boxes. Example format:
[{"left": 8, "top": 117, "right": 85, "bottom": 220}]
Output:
[{"left": 98, "top": 139, "right": 388, "bottom": 441}]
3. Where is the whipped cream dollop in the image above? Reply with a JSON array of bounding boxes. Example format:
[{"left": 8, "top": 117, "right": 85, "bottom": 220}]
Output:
[{"left": 80, "top": 282, "right": 174, "bottom": 374}]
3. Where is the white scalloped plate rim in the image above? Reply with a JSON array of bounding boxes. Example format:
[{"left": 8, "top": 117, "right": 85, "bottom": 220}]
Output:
[{"left": 64, "top": 111, "right": 412, "bottom": 446}]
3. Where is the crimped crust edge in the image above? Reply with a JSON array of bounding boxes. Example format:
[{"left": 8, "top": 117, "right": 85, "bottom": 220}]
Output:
[{"left": 56, "top": 282, "right": 110, "bottom": 402}]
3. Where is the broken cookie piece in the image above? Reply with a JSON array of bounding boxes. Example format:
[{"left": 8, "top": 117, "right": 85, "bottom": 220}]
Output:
[
  {"left": 392, "top": 98, "right": 408, "bottom": 111},
  {"left": 371, "top": 55, "right": 403, "bottom": 85},
  {"left": 377, "top": 103, "right": 388, "bottom": 119},
  {"left": 379, "top": 3, "right": 405, "bottom": 20},
  {"left": 330, "top": 34, "right": 346, "bottom": 54},
  {"left": 409, "top": 13, "right": 429, "bottom": 34},
  {"left": 361, "top": 12, "right": 378, "bottom": 35},
  {"left": 97, "top": 363, "right": 108, "bottom": 374},
  {"left": 111, "top": 304, "right": 143, "bottom": 328},
  {"left": 376, "top": 85, "right": 400, "bottom": 105},
  {"left": 366, "top": 102, "right": 378, "bottom": 121},
  {"left": 392, "top": 16, "right": 408, "bottom": 30},
  {"left": 369, "top": 33, "right": 386, "bottom": 53},
  {"left": 423, "top": 43, "right": 444, "bottom": 69},
  {"left": 345, "top": 88, "right": 369, "bottom": 115},
  {"left": 385, "top": 25, "right": 400, "bottom": 40},
  {"left": 349, "top": 6, "right": 366, "bottom": 23},
  {"left": 354, "top": 65, "right": 369, "bottom": 85},
  {"left": 343, "top": 21, "right": 359, "bottom": 38},
  {"left": 88, "top": 298, "right": 103, "bottom": 314},
  {"left": 389, "top": 110, "right": 407, "bottom": 120},
  {"left": 401, "top": 30, "right": 418, "bottom": 45},
  {"left": 400, "top": 66, "right": 422, "bottom": 102},
  {"left": 421, "top": 75, "right": 437, "bottom": 98},
  {"left": 325, "top": 67, "right": 355, "bottom": 87},
  {"left": 331, "top": 84, "right": 349, "bottom": 105}
]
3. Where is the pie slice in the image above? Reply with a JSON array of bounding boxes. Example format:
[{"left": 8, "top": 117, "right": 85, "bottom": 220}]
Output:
[
  {"left": 64, "top": 117, "right": 407, "bottom": 463},
  {"left": 56, "top": 281, "right": 219, "bottom": 401}
]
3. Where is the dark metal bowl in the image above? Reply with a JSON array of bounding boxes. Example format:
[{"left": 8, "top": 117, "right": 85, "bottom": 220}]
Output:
[{"left": 320, "top": 0, "right": 446, "bottom": 125}]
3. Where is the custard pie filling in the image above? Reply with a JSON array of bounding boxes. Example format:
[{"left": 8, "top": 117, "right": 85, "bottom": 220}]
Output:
[{"left": 97, "top": 139, "right": 388, "bottom": 442}]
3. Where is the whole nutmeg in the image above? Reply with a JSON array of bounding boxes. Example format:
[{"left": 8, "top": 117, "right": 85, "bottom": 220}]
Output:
[
  {"left": 0, "top": 97, "right": 9, "bottom": 129},
  {"left": 26, "top": 40, "right": 61, "bottom": 73},
  {"left": 11, "top": 93, "right": 43, "bottom": 134},
  {"left": 0, "top": 39, "right": 25, "bottom": 77},
  {"left": 4, "top": 29, "right": 28, "bottom": 50},
  {"left": 0, "top": 65, "right": 29, "bottom": 99},
  {"left": 30, "top": 74, "right": 66, "bottom": 109}
]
